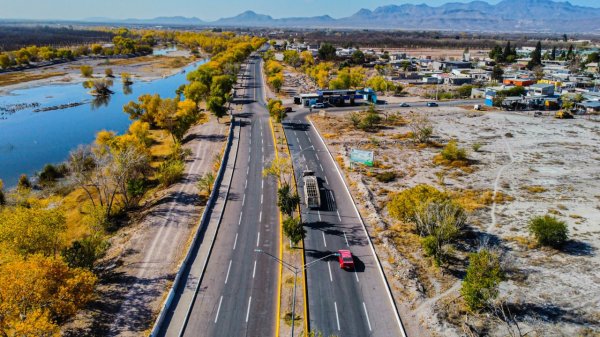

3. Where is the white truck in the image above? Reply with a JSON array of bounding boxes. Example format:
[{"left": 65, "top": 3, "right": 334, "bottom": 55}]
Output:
[{"left": 302, "top": 170, "right": 321, "bottom": 209}]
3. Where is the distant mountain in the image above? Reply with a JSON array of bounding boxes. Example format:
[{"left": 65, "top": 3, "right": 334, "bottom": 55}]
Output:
[
  {"left": 80, "top": 0, "right": 600, "bottom": 32},
  {"left": 83, "top": 16, "right": 205, "bottom": 25}
]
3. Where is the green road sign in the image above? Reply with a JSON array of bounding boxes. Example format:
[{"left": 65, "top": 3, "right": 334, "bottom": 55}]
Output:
[{"left": 350, "top": 148, "right": 374, "bottom": 167}]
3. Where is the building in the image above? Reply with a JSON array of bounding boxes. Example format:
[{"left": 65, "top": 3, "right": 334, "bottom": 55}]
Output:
[
  {"left": 586, "top": 63, "right": 599, "bottom": 74},
  {"left": 577, "top": 101, "right": 600, "bottom": 114},
  {"left": 431, "top": 61, "right": 472, "bottom": 71},
  {"left": 503, "top": 78, "right": 537, "bottom": 87},
  {"left": 529, "top": 83, "right": 555, "bottom": 96}
]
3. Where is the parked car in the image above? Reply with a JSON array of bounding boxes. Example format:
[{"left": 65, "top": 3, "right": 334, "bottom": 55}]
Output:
[
  {"left": 284, "top": 106, "right": 293, "bottom": 113},
  {"left": 338, "top": 250, "right": 355, "bottom": 270},
  {"left": 311, "top": 103, "right": 325, "bottom": 109},
  {"left": 400, "top": 103, "right": 410, "bottom": 107},
  {"left": 427, "top": 102, "right": 439, "bottom": 107}
]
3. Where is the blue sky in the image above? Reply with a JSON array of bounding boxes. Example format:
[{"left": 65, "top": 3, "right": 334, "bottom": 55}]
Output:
[{"left": 1, "top": 0, "right": 598, "bottom": 21}]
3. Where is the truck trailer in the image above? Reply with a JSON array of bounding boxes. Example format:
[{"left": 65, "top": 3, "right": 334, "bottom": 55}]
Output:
[{"left": 302, "top": 170, "right": 321, "bottom": 209}]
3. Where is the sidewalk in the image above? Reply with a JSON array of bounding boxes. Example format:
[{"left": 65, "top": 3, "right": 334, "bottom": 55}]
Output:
[{"left": 158, "top": 118, "right": 241, "bottom": 337}]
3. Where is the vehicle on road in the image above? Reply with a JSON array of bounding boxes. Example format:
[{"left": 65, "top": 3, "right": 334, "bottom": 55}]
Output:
[
  {"left": 302, "top": 170, "right": 321, "bottom": 209},
  {"left": 399, "top": 102, "right": 410, "bottom": 107},
  {"left": 311, "top": 103, "right": 325, "bottom": 109},
  {"left": 284, "top": 106, "right": 293, "bottom": 113},
  {"left": 427, "top": 102, "right": 439, "bottom": 107},
  {"left": 338, "top": 250, "right": 355, "bottom": 270}
]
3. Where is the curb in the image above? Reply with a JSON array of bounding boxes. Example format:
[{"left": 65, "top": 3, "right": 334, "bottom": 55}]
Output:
[{"left": 308, "top": 117, "right": 408, "bottom": 337}]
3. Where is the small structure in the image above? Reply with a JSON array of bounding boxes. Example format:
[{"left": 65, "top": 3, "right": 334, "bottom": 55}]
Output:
[
  {"left": 503, "top": 77, "right": 537, "bottom": 87},
  {"left": 577, "top": 101, "right": 600, "bottom": 114},
  {"left": 529, "top": 83, "right": 555, "bottom": 96}
]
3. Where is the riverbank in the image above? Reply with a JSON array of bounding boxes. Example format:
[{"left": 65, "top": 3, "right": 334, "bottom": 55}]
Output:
[{"left": 0, "top": 49, "right": 196, "bottom": 95}]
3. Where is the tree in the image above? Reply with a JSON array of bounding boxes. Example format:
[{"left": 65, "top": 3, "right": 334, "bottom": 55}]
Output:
[
  {"left": 104, "top": 68, "right": 114, "bottom": 78},
  {"left": 566, "top": 44, "right": 574, "bottom": 60},
  {"left": 121, "top": 72, "right": 133, "bottom": 85},
  {"left": 263, "top": 156, "right": 293, "bottom": 185},
  {"left": 80, "top": 65, "right": 93, "bottom": 78},
  {"left": 527, "top": 41, "right": 542, "bottom": 70},
  {"left": 277, "top": 183, "right": 300, "bottom": 217},
  {"left": 184, "top": 81, "right": 209, "bottom": 104},
  {"left": 61, "top": 233, "right": 108, "bottom": 269},
  {"left": 207, "top": 94, "right": 228, "bottom": 121},
  {"left": 268, "top": 73, "right": 284, "bottom": 92},
  {"left": 300, "top": 50, "right": 314, "bottom": 66},
  {"left": 197, "top": 172, "right": 216, "bottom": 196},
  {"left": 461, "top": 249, "right": 503, "bottom": 311},
  {"left": 551, "top": 46, "right": 557, "bottom": 61},
  {"left": 528, "top": 214, "right": 568, "bottom": 248},
  {"left": 283, "top": 216, "right": 305, "bottom": 247},
  {"left": 283, "top": 50, "right": 301, "bottom": 68},
  {"left": 387, "top": 184, "right": 450, "bottom": 223},
  {"left": 17, "top": 174, "right": 31, "bottom": 190},
  {"left": 318, "top": 43, "right": 337, "bottom": 61},
  {"left": 492, "top": 65, "right": 504, "bottom": 81},
  {"left": 0, "top": 53, "right": 10, "bottom": 69},
  {"left": 267, "top": 99, "right": 287, "bottom": 123},
  {"left": 351, "top": 50, "right": 366, "bottom": 65},
  {"left": 415, "top": 201, "right": 467, "bottom": 265}
]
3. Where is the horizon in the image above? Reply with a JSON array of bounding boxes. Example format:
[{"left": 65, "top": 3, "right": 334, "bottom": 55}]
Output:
[{"left": 1, "top": 0, "right": 599, "bottom": 22}]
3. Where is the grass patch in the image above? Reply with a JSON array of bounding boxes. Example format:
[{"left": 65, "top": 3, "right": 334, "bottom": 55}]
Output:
[
  {"left": 0, "top": 71, "right": 67, "bottom": 87},
  {"left": 523, "top": 185, "right": 548, "bottom": 194}
]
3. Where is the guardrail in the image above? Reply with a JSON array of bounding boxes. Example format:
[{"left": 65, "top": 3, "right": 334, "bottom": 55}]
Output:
[{"left": 149, "top": 114, "right": 236, "bottom": 337}]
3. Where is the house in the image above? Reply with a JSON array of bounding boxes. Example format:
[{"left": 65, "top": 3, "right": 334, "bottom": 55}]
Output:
[
  {"left": 529, "top": 83, "right": 555, "bottom": 96},
  {"left": 586, "top": 63, "right": 599, "bottom": 73},
  {"left": 577, "top": 101, "right": 600, "bottom": 114},
  {"left": 431, "top": 61, "right": 472, "bottom": 71},
  {"left": 422, "top": 76, "right": 441, "bottom": 84},
  {"left": 503, "top": 77, "right": 537, "bottom": 87}
]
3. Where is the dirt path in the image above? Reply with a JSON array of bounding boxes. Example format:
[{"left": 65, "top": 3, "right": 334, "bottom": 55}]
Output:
[
  {"left": 64, "top": 118, "right": 227, "bottom": 337},
  {"left": 488, "top": 118, "right": 516, "bottom": 234}
]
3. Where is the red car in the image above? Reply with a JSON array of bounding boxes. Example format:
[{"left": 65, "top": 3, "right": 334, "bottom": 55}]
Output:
[{"left": 338, "top": 250, "right": 355, "bottom": 270}]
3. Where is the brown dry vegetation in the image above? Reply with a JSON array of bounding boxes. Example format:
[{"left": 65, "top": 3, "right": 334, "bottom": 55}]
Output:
[{"left": 0, "top": 70, "right": 67, "bottom": 86}]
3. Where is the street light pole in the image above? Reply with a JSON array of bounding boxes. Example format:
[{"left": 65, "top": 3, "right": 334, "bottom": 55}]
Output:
[{"left": 255, "top": 249, "right": 339, "bottom": 337}]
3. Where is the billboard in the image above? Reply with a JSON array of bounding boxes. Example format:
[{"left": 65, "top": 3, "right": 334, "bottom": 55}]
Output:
[{"left": 350, "top": 149, "right": 374, "bottom": 167}]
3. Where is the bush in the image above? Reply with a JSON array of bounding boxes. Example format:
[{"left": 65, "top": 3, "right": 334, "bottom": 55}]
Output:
[
  {"left": 441, "top": 139, "right": 468, "bottom": 161},
  {"left": 387, "top": 184, "right": 450, "bottom": 222},
  {"left": 61, "top": 234, "right": 108, "bottom": 269},
  {"left": 38, "top": 164, "right": 66, "bottom": 187},
  {"left": 17, "top": 174, "right": 31, "bottom": 190},
  {"left": 358, "top": 111, "right": 382, "bottom": 132},
  {"left": 105, "top": 68, "right": 114, "bottom": 77},
  {"left": 461, "top": 249, "right": 503, "bottom": 311},
  {"left": 528, "top": 214, "right": 568, "bottom": 248},
  {"left": 375, "top": 171, "right": 396, "bottom": 183},
  {"left": 157, "top": 159, "right": 185, "bottom": 187},
  {"left": 283, "top": 216, "right": 305, "bottom": 247},
  {"left": 472, "top": 143, "right": 483, "bottom": 152},
  {"left": 80, "top": 65, "right": 93, "bottom": 77}
]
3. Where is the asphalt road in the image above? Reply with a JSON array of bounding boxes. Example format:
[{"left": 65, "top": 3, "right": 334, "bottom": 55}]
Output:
[
  {"left": 283, "top": 111, "right": 405, "bottom": 337},
  {"left": 159, "top": 53, "right": 280, "bottom": 337}
]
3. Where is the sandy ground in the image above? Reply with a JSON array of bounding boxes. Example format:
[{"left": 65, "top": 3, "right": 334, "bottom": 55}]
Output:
[
  {"left": 0, "top": 49, "right": 195, "bottom": 95},
  {"left": 311, "top": 107, "right": 600, "bottom": 336}
]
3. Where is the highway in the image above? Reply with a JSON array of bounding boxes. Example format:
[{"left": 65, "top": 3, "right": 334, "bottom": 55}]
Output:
[
  {"left": 283, "top": 109, "right": 406, "bottom": 336},
  {"left": 158, "top": 53, "right": 280, "bottom": 336}
]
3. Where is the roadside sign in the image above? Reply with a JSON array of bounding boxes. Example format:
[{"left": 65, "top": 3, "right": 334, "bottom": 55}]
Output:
[{"left": 350, "top": 149, "right": 374, "bottom": 167}]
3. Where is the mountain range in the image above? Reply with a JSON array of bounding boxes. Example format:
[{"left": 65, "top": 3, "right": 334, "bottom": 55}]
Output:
[{"left": 81, "top": 0, "right": 600, "bottom": 33}]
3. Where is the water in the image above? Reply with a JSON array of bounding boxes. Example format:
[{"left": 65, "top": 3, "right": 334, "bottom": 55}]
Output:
[
  {"left": 0, "top": 59, "right": 206, "bottom": 187},
  {"left": 153, "top": 46, "right": 178, "bottom": 56}
]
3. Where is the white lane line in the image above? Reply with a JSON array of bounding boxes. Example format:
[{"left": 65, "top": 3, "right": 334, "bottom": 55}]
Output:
[
  {"left": 259, "top": 210, "right": 262, "bottom": 222},
  {"left": 322, "top": 231, "right": 327, "bottom": 247},
  {"left": 355, "top": 270, "right": 360, "bottom": 283},
  {"left": 214, "top": 296, "right": 223, "bottom": 323},
  {"left": 252, "top": 260, "right": 257, "bottom": 278},
  {"left": 247, "top": 167, "right": 249, "bottom": 175},
  {"left": 315, "top": 153, "right": 319, "bottom": 160},
  {"left": 331, "top": 194, "right": 335, "bottom": 203},
  {"left": 261, "top": 193, "right": 263, "bottom": 204},
  {"left": 296, "top": 136, "right": 300, "bottom": 143},
  {"left": 334, "top": 302, "right": 341, "bottom": 331},
  {"left": 248, "top": 156, "right": 250, "bottom": 164},
  {"left": 299, "top": 144, "right": 303, "bottom": 151},
  {"left": 318, "top": 211, "right": 322, "bottom": 222},
  {"left": 337, "top": 210, "right": 342, "bottom": 222},
  {"left": 225, "top": 260, "right": 232, "bottom": 284},
  {"left": 261, "top": 180, "right": 264, "bottom": 189},
  {"left": 319, "top": 163, "right": 324, "bottom": 171},
  {"left": 233, "top": 233, "right": 238, "bottom": 250},
  {"left": 305, "top": 131, "right": 309, "bottom": 136},
  {"left": 325, "top": 176, "right": 329, "bottom": 185},
  {"left": 256, "top": 232, "right": 261, "bottom": 247},
  {"left": 239, "top": 212, "right": 243, "bottom": 225},
  {"left": 245, "top": 180, "right": 248, "bottom": 188},
  {"left": 344, "top": 232, "right": 349, "bottom": 247},
  {"left": 242, "top": 195, "right": 246, "bottom": 207},
  {"left": 327, "top": 261, "right": 333, "bottom": 282},
  {"left": 245, "top": 296, "right": 252, "bottom": 322},
  {"left": 363, "top": 302, "right": 372, "bottom": 331},
  {"left": 308, "top": 137, "right": 312, "bottom": 144}
]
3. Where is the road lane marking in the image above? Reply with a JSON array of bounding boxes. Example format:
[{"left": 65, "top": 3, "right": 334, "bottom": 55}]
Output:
[
  {"left": 225, "top": 260, "right": 232, "bottom": 284},
  {"left": 214, "top": 296, "right": 223, "bottom": 323},
  {"left": 259, "top": 210, "right": 262, "bottom": 222},
  {"left": 233, "top": 233, "right": 238, "bottom": 250},
  {"left": 242, "top": 195, "right": 246, "bottom": 206},
  {"left": 315, "top": 153, "right": 319, "bottom": 160},
  {"left": 247, "top": 167, "right": 249, "bottom": 175},
  {"left": 334, "top": 302, "right": 341, "bottom": 331},
  {"left": 363, "top": 302, "right": 372, "bottom": 331},
  {"left": 337, "top": 210, "right": 342, "bottom": 222},
  {"left": 308, "top": 137, "right": 312, "bottom": 144},
  {"left": 305, "top": 131, "right": 309, "bottom": 136},
  {"left": 261, "top": 193, "right": 263, "bottom": 204},
  {"left": 296, "top": 136, "right": 300, "bottom": 143},
  {"left": 325, "top": 176, "right": 329, "bottom": 185},
  {"left": 328, "top": 261, "right": 333, "bottom": 282},
  {"left": 355, "top": 270, "right": 360, "bottom": 283},
  {"left": 318, "top": 211, "right": 322, "bottom": 222},
  {"left": 299, "top": 144, "right": 303, "bottom": 151},
  {"left": 261, "top": 180, "right": 264, "bottom": 189},
  {"left": 319, "top": 164, "right": 324, "bottom": 172},
  {"left": 253, "top": 260, "right": 257, "bottom": 278},
  {"left": 245, "top": 180, "right": 248, "bottom": 189},
  {"left": 344, "top": 232, "right": 349, "bottom": 246},
  {"left": 239, "top": 212, "right": 243, "bottom": 225},
  {"left": 322, "top": 231, "right": 327, "bottom": 247},
  {"left": 246, "top": 296, "right": 252, "bottom": 322},
  {"left": 256, "top": 232, "right": 261, "bottom": 246}
]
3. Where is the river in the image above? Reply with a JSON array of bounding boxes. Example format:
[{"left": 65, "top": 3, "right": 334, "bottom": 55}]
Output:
[{"left": 0, "top": 58, "right": 207, "bottom": 187}]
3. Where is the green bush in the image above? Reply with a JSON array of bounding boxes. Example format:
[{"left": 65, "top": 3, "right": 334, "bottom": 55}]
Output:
[
  {"left": 387, "top": 184, "right": 450, "bottom": 222},
  {"left": 17, "top": 174, "right": 31, "bottom": 190},
  {"left": 157, "top": 159, "right": 185, "bottom": 187},
  {"left": 461, "top": 249, "right": 503, "bottom": 311},
  {"left": 441, "top": 140, "right": 468, "bottom": 161},
  {"left": 61, "top": 234, "right": 108, "bottom": 269},
  {"left": 472, "top": 142, "right": 483, "bottom": 152},
  {"left": 282, "top": 216, "right": 305, "bottom": 247},
  {"left": 38, "top": 164, "right": 66, "bottom": 186},
  {"left": 528, "top": 214, "right": 568, "bottom": 248},
  {"left": 80, "top": 65, "right": 93, "bottom": 77},
  {"left": 375, "top": 171, "right": 396, "bottom": 183}
]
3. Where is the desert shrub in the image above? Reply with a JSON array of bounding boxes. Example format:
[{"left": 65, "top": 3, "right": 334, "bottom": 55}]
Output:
[
  {"left": 349, "top": 112, "right": 362, "bottom": 128},
  {"left": 375, "top": 171, "right": 396, "bottom": 183},
  {"left": 472, "top": 142, "right": 483, "bottom": 152},
  {"left": 387, "top": 184, "right": 451, "bottom": 222},
  {"left": 283, "top": 216, "right": 305, "bottom": 247},
  {"left": 441, "top": 140, "right": 468, "bottom": 161},
  {"left": 528, "top": 214, "right": 568, "bottom": 248},
  {"left": 358, "top": 111, "right": 382, "bottom": 132},
  {"left": 409, "top": 114, "right": 433, "bottom": 144},
  {"left": 80, "top": 65, "right": 93, "bottom": 77},
  {"left": 461, "top": 249, "right": 503, "bottom": 311},
  {"left": 157, "top": 158, "right": 185, "bottom": 187},
  {"left": 104, "top": 68, "right": 114, "bottom": 77},
  {"left": 61, "top": 233, "right": 108, "bottom": 269},
  {"left": 38, "top": 164, "right": 66, "bottom": 186},
  {"left": 17, "top": 174, "right": 31, "bottom": 190}
]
